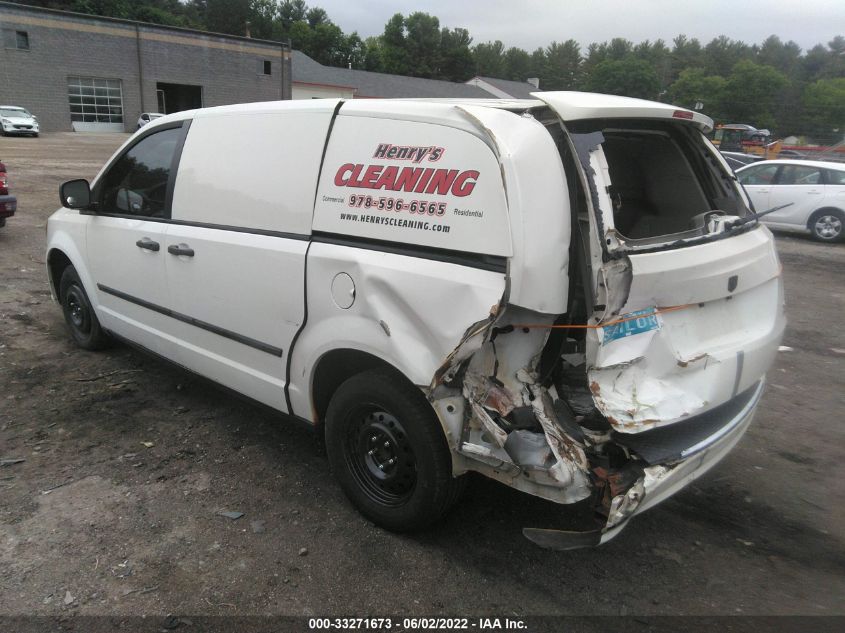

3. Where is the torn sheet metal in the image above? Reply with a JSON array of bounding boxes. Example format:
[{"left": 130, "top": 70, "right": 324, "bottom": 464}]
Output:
[
  {"left": 588, "top": 365, "right": 706, "bottom": 431},
  {"left": 529, "top": 387, "right": 589, "bottom": 490},
  {"left": 434, "top": 304, "right": 593, "bottom": 504}
]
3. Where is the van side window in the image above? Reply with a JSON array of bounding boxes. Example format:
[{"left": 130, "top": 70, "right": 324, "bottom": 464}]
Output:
[{"left": 99, "top": 127, "right": 181, "bottom": 218}]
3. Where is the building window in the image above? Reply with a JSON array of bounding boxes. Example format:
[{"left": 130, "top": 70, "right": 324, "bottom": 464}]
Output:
[
  {"left": 67, "top": 76, "right": 124, "bottom": 124},
  {"left": 3, "top": 29, "right": 29, "bottom": 50},
  {"left": 263, "top": 60, "right": 272, "bottom": 75}
]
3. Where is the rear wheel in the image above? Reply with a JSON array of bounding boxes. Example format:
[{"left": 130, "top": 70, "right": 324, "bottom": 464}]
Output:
[
  {"left": 809, "top": 209, "right": 844, "bottom": 243},
  {"left": 325, "top": 369, "right": 464, "bottom": 531},
  {"left": 59, "top": 266, "right": 110, "bottom": 350}
]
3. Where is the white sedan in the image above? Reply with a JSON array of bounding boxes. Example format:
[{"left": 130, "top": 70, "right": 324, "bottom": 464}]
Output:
[
  {"left": 0, "top": 105, "right": 39, "bottom": 137},
  {"left": 736, "top": 159, "right": 845, "bottom": 242},
  {"left": 136, "top": 112, "right": 164, "bottom": 130}
]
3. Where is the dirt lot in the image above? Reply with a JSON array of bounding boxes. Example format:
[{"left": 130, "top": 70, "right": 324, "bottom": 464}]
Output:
[{"left": 1, "top": 133, "right": 843, "bottom": 621}]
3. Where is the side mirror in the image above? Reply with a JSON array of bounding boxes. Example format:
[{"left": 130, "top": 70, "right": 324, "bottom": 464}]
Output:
[{"left": 60, "top": 179, "right": 91, "bottom": 209}]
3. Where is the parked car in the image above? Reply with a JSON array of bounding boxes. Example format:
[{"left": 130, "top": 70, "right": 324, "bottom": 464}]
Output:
[
  {"left": 720, "top": 151, "right": 763, "bottom": 166},
  {"left": 736, "top": 159, "right": 845, "bottom": 242},
  {"left": 0, "top": 105, "right": 39, "bottom": 137},
  {"left": 0, "top": 159, "right": 17, "bottom": 228},
  {"left": 47, "top": 94, "right": 785, "bottom": 549},
  {"left": 722, "top": 154, "right": 747, "bottom": 172},
  {"left": 136, "top": 112, "right": 164, "bottom": 130}
]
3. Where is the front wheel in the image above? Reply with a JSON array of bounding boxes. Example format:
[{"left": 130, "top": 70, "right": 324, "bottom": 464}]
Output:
[
  {"left": 809, "top": 209, "right": 844, "bottom": 243},
  {"left": 59, "top": 266, "right": 110, "bottom": 350},
  {"left": 324, "top": 369, "right": 464, "bottom": 532}
]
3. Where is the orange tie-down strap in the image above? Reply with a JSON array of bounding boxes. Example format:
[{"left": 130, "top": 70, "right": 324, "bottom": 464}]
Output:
[{"left": 511, "top": 303, "right": 695, "bottom": 330}]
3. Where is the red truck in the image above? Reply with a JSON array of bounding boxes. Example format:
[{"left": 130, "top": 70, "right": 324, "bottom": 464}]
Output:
[{"left": 0, "top": 159, "right": 17, "bottom": 227}]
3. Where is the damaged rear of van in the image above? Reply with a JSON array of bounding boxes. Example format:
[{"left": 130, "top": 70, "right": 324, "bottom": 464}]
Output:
[
  {"left": 308, "top": 93, "right": 784, "bottom": 549},
  {"left": 49, "top": 92, "right": 785, "bottom": 549}
]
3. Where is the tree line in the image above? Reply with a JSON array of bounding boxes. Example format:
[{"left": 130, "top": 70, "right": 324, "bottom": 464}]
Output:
[{"left": 17, "top": 0, "right": 845, "bottom": 141}]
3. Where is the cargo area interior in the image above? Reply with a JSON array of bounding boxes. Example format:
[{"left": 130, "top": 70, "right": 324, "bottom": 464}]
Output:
[{"left": 567, "top": 120, "right": 747, "bottom": 244}]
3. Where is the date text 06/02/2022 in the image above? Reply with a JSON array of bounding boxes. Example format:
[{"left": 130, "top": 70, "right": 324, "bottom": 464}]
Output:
[{"left": 307, "top": 617, "right": 528, "bottom": 630}]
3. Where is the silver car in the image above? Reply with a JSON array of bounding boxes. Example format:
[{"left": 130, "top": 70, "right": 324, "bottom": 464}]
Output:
[
  {"left": 736, "top": 159, "right": 845, "bottom": 242},
  {"left": 136, "top": 112, "right": 164, "bottom": 130},
  {"left": 0, "top": 105, "right": 39, "bottom": 137}
]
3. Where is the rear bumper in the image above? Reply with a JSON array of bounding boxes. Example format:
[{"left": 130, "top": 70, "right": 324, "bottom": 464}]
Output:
[
  {"left": 524, "top": 379, "right": 764, "bottom": 550},
  {"left": 0, "top": 194, "right": 16, "bottom": 218},
  {"left": 600, "top": 379, "right": 763, "bottom": 543}
]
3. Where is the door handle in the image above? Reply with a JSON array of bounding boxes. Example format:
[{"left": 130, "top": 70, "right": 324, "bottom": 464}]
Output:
[
  {"left": 167, "top": 243, "right": 195, "bottom": 257},
  {"left": 135, "top": 237, "right": 160, "bottom": 252}
]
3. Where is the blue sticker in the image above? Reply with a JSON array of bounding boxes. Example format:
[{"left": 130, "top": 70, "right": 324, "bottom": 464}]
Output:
[{"left": 601, "top": 308, "right": 661, "bottom": 345}]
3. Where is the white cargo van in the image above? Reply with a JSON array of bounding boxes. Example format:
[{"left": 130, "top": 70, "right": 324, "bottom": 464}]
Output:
[{"left": 47, "top": 93, "right": 785, "bottom": 549}]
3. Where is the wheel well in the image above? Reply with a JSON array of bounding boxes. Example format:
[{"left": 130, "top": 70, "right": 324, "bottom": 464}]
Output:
[
  {"left": 47, "top": 249, "right": 72, "bottom": 298},
  {"left": 311, "top": 349, "right": 410, "bottom": 428},
  {"left": 807, "top": 207, "right": 844, "bottom": 229}
]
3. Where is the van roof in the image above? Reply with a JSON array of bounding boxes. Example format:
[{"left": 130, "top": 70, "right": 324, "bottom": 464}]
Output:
[
  {"left": 392, "top": 92, "right": 712, "bottom": 132},
  {"left": 148, "top": 91, "right": 712, "bottom": 133}
]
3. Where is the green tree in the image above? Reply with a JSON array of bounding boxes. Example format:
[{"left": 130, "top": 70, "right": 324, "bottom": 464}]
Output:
[
  {"left": 440, "top": 28, "right": 475, "bottom": 82},
  {"left": 543, "top": 40, "right": 581, "bottom": 90},
  {"left": 362, "top": 36, "right": 384, "bottom": 72},
  {"left": 68, "top": 0, "right": 132, "bottom": 19},
  {"left": 586, "top": 58, "right": 660, "bottom": 99},
  {"left": 305, "top": 6, "right": 328, "bottom": 28},
  {"left": 607, "top": 37, "right": 633, "bottom": 60},
  {"left": 287, "top": 20, "right": 311, "bottom": 53},
  {"left": 279, "top": 0, "right": 307, "bottom": 27},
  {"left": 670, "top": 35, "right": 703, "bottom": 82},
  {"left": 247, "top": 0, "right": 279, "bottom": 39},
  {"left": 309, "top": 22, "right": 347, "bottom": 66},
  {"left": 380, "top": 13, "right": 410, "bottom": 75},
  {"left": 581, "top": 42, "right": 607, "bottom": 81},
  {"left": 473, "top": 40, "right": 505, "bottom": 77},
  {"left": 503, "top": 47, "right": 531, "bottom": 81},
  {"left": 721, "top": 60, "right": 789, "bottom": 130},
  {"left": 802, "top": 78, "right": 845, "bottom": 140},
  {"left": 757, "top": 35, "right": 802, "bottom": 78},
  {"left": 206, "top": 0, "right": 250, "bottom": 35},
  {"left": 529, "top": 47, "right": 546, "bottom": 82},
  {"left": 343, "top": 32, "right": 367, "bottom": 70},
  {"left": 404, "top": 12, "right": 442, "bottom": 78},
  {"left": 668, "top": 68, "right": 726, "bottom": 120},
  {"left": 703, "top": 36, "right": 754, "bottom": 77}
]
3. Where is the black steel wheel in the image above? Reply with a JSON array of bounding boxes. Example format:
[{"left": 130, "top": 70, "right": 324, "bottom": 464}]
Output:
[
  {"left": 325, "top": 369, "right": 464, "bottom": 531},
  {"left": 59, "top": 266, "right": 110, "bottom": 350},
  {"left": 345, "top": 407, "right": 417, "bottom": 506}
]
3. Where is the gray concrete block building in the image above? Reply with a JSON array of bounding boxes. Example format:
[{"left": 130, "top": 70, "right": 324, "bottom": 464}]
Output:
[{"left": 0, "top": 1, "right": 291, "bottom": 132}]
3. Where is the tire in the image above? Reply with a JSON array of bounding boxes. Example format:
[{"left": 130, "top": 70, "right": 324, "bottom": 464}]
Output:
[
  {"left": 808, "top": 209, "right": 845, "bottom": 243},
  {"left": 325, "top": 369, "right": 465, "bottom": 532},
  {"left": 59, "top": 266, "right": 110, "bottom": 350}
]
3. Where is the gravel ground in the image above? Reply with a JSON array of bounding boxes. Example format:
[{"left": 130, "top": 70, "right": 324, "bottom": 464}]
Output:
[{"left": 0, "top": 133, "right": 843, "bottom": 622}]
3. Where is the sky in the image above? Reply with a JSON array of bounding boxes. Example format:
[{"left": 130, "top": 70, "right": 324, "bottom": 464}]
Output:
[{"left": 312, "top": 0, "right": 845, "bottom": 53}]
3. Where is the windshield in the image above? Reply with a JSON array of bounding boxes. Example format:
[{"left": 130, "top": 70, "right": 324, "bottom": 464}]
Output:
[{"left": 0, "top": 108, "right": 31, "bottom": 118}]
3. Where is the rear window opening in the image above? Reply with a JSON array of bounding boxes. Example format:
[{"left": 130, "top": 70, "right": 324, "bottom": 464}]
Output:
[{"left": 568, "top": 119, "right": 749, "bottom": 247}]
